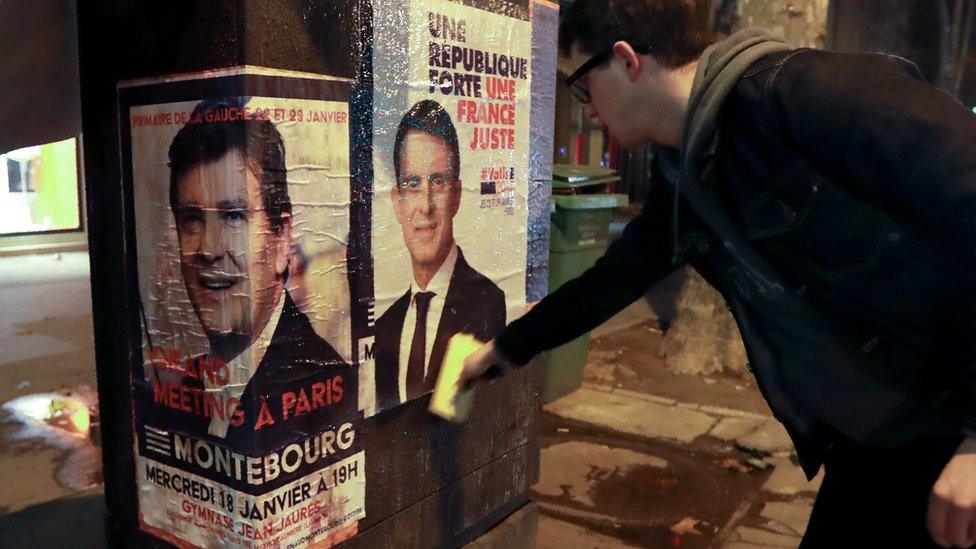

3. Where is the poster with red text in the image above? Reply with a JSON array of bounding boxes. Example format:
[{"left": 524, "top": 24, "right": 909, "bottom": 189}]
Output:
[
  {"left": 119, "top": 68, "right": 365, "bottom": 548},
  {"left": 364, "top": 0, "right": 531, "bottom": 416}
]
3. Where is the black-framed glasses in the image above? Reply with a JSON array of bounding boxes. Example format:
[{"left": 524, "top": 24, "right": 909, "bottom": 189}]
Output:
[
  {"left": 395, "top": 173, "right": 457, "bottom": 198},
  {"left": 565, "top": 45, "right": 653, "bottom": 104}
]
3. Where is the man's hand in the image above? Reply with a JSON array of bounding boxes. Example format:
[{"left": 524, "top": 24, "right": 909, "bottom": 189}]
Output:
[
  {"left": 459, "top": 339, "right": 508, "bottom": 389},
  {"left": 929, "top": 436, "right": 976, "bottom": 548}
]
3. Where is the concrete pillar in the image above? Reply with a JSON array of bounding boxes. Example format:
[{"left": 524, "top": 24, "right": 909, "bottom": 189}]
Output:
[{"left": 78, "top": 1, "right": 555, "bottom": 546}]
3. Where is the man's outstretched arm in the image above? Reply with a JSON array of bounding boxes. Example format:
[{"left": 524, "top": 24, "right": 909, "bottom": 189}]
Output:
[{"left": 462, "top": 181, "right": 681, "bottom": 384}]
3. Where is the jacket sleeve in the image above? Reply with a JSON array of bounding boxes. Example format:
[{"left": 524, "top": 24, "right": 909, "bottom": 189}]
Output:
[
  {"left": 495, "top": 182, "right": 682, "bottom": 366},
  {"left": 489, "top": 285, "right": 507, "bottom": 338},
  {"left": 764, "top": 49, "right": 976, "bottom": 434}
]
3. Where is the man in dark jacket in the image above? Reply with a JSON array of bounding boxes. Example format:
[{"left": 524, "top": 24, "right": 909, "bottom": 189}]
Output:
[{"left": 460, "top": 1, "right": 976, "bottom": 547}]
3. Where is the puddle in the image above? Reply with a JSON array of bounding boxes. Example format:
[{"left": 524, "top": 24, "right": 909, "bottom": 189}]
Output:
[
  {"left": 535, "top": 413, "right": 772, "bottom": 548},
  {"left": 2, "top": 386, "right": 103, "bottom": 491},
  {"left": 537, "top": 435, "right": 727, "bottom": 525},
  {"left": 536, "top": 441, "right": 670, "bottom": 508}
]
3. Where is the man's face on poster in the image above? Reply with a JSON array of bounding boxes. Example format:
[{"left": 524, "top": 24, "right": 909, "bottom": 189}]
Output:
[
  {"left": 391, "top": 131, "right": 461, "bottom": 271},
  {"left": 173, "top": 150, "right": 291, "bottom": 343}
]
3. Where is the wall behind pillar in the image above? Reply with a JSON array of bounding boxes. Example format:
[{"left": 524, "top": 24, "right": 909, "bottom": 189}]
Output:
[
  {"left": 733, "top": 0, "right": 830, "bottom": 48},
  {"left": 828, "top": 0, "right": 943, "bottom": 83}
]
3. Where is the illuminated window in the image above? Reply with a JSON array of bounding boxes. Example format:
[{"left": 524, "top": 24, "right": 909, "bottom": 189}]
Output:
[
  {"left": 0, "top": 138, "right": 81, "bottom": 236},
  {"left": 7, "top": 148, "right": 38, "bottom": 194}
]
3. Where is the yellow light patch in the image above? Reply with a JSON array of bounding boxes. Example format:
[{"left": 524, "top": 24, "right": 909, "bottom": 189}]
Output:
[{"left": 429, "top": 333, "right": 483, "bottom": 423}]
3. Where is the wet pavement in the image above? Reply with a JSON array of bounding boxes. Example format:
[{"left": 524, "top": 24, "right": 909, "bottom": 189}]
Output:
[
  {"left": 0, "top": 252, "right": 100, "bottom": 513},
  {"left": 2, "top": 386, "right": 101, "bottom": 492},
  {"left": 528, "top": 317, "right": 823, "bottom": 548},
  {"left": 535, "top": 412, "right": 766, "bottom": 548}
]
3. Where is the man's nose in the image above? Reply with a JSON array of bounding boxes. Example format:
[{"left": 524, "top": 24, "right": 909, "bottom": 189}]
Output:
[
  {"left": 418, "top": 183, "right": 435, "bottom": 215},
  {"left": 197, "top": 219, "right": 225, "bottom": 264}
]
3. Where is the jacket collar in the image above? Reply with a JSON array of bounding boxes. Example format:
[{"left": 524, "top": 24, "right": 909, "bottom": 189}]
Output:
[{"left": 664, "top": 28, "right": 792, "bottom": 264}]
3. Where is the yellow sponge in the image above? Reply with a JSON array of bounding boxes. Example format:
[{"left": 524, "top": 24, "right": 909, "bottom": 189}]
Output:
[{"left": 428, "top": 333, "right": 482, "bottom": 423}]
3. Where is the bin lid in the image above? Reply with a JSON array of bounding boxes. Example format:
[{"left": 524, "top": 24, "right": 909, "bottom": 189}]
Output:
[
  {"left": 551, "top": 193, "right": 629, "bottom": 210},
  {"left": 553, "top": 163, "right": 618, "bottom": 184},
  {"left": 552, "top": 177, "right": 621, "bottom": 193}
]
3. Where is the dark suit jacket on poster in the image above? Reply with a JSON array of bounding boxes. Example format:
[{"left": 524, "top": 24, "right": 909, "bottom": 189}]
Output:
[
  {"left": 374, "top": 247, "right": 506, "bottom": 410},
  {"left": 138, "top": 291, "right": 357, "bottom": 457}
]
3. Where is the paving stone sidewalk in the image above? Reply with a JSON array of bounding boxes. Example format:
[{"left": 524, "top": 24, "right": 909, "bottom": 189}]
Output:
[{"left": 540, "top": 381, "right": 823, "bottom": 548}]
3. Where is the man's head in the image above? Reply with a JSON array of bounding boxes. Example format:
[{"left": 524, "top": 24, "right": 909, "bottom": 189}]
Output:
[
  {"left": 168, "top": 98, "right": 292, "bottom": 348},
  {"left": 558, "top": 0, "right": 714, "bottom": 147},
  {"left": 390, "top": 99, "right": 462, "bottom": 277}
]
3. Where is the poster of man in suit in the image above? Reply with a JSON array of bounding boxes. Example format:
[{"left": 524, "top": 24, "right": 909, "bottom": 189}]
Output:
[
  {"left": 144, "top": 97, "right": 357, "bottom": 451},
  {"left": 367, "top": 0, "right": 531, "bottom": 415},
  {"left": 121, "top": 71, "right": 364, "bottom": 548},
  {"left": 374, "top": 100, "right": 507, "bottom": 409}
]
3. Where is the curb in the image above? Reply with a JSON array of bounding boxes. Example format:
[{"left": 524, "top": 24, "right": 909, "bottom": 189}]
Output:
[{"left": 580, "top": 382, "right": 771, "bottom": 421}]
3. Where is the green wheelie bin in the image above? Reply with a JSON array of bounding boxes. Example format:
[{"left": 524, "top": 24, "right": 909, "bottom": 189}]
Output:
[{"left": 545, "top": 164, "right": 628, "bottom": 402}]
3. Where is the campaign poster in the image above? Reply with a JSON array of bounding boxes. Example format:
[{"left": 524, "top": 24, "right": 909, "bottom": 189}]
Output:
[
  {"left": 120, "top": 68, "right": 365, "bottom": 548},
  {"left": 365, "top": 0, "right": 532, "bottom": 415}
]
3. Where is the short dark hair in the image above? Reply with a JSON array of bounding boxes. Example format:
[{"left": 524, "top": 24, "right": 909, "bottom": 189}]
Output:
[
  {"left": 168, "top": 98, "right": 291, "bottom": 233},
  {"left": 392, "top": 99, "right": 460, "bottom": 185},
  {"left": 559, "top": 0, "right": 715, "bottom": 69}
]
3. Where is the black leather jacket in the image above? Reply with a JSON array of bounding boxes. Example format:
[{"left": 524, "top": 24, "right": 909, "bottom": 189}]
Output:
[{"left": 497, "top": 48, "right": 976, "bottom": 477}]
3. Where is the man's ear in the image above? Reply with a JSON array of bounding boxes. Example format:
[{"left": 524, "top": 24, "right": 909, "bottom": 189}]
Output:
[
  {"left": 612, "top": 41, "right": 643, "bottom": 81},
  {"left": 274, "top": 214, "right": 292, "bottom": 277}
]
